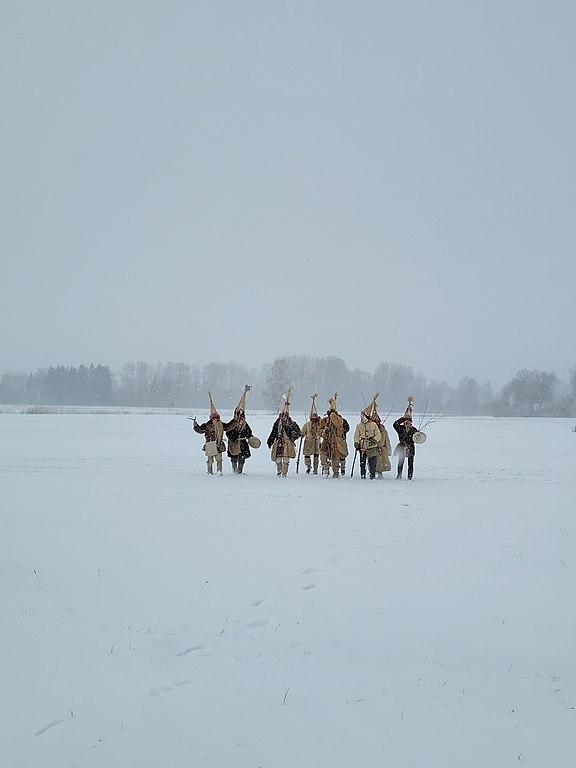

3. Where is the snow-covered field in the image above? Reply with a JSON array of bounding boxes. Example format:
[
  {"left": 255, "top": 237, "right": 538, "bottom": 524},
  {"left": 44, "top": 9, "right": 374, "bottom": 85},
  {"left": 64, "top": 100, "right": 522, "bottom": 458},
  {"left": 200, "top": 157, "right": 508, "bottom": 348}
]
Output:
[{"left": 1, "top": 412, "right": 575, "bottom": 768}]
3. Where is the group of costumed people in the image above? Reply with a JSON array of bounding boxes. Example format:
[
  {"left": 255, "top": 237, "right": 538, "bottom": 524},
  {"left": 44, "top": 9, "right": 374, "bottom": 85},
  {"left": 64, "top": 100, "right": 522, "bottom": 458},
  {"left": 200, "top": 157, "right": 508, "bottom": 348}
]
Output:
[
  {"left": 192, "top": 385, "right": 259, "bottom": 475},
  {"left": 269, "top": 390, "right": 351, "bottom": 478},
  {"left": 192, "top": 387, "right": 424, "bottom": 479}
]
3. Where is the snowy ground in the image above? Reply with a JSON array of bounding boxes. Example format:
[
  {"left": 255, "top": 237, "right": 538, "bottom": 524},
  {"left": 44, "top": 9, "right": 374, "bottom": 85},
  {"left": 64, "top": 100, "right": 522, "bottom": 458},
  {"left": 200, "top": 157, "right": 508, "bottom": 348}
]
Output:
[{"left": 1, "top": 411, "right": 575, "bottom": 768}]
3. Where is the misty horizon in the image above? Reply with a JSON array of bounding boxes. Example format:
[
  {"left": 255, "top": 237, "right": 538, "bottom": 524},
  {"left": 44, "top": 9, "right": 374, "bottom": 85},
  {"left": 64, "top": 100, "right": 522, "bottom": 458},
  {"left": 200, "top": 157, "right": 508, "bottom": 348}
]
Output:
[
  {"left": 1, "top": 353, "right": 574, "bottom": 392},
  {"left": 2, "top": 355, "right": 573, "bottom": 421},
  {"left": 1, "top": 2, "right": 574, "bottom": 389}
]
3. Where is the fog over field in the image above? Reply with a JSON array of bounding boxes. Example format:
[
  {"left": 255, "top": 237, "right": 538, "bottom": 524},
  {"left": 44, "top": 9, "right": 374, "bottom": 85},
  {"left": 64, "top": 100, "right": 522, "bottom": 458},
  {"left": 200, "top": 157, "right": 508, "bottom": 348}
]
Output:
[
  {"left": 2, "top": 3, "right": 575, "bottom": 763},
  {"left": 1, "top": 1, "right": 575, "bottom": 386}
]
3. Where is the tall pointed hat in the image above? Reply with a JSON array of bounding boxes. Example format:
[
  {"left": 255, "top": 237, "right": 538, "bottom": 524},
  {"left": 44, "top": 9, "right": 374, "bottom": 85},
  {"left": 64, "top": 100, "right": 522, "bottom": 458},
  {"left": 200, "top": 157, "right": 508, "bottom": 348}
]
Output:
[
  {"left": 363, "top": 392, "right": 380, "bottom": 420},
  {"left": 281, "top": 387, "right": 293, "bottom": 416},
  {"left": 309, "top": 393, "right": 318, "bottom": 419},
  {"left": 328, "top": 392, "right": 338, "bottom": 412},
  {"left": 404, "top": 395, "right": 414, "bottom": 420},
  {"left": 208, "top": 391, "right": 219, "bottom": 417},
  {"left": 236, "top": 384, "right": 251, "bottom": 414}
]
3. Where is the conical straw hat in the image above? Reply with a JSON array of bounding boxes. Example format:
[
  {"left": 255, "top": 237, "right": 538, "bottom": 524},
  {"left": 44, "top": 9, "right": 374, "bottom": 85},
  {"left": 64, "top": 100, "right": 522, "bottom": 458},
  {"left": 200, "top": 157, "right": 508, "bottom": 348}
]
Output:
[
  {"left": 236, "top": 384, "right": 251, "bottom": 413},
  {"left": 404, "top": 395, "right": 414, "bottom": 419},
  {"left": 363, "top": 392, "right": 379, "bottom": 419},
  {"left": 208, "top": 391, "right": 219, "bottom": 417},
  {"left": 281, "top": 387, "right": 293, "bottom": 415},
  {"left": 309, "top": 393, "right": 318, "bottom": 418}
]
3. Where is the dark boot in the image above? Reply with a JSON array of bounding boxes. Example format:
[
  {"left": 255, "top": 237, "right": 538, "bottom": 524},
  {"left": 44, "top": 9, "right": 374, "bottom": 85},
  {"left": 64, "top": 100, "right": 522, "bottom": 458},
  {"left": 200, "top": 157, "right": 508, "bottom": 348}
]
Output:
[
  {"left": 407, "top": 457, "right": 414, "bottom": 480},
  {"left": 368, "top": 456, "right": 377, "bottom": 480}
]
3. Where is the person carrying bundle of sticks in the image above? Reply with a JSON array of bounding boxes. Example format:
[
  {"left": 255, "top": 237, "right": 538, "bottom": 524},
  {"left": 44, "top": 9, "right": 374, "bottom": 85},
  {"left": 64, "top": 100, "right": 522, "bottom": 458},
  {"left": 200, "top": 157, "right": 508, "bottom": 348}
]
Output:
[{"left": 393, "top": 396, "right": 419, "bottom": 480}]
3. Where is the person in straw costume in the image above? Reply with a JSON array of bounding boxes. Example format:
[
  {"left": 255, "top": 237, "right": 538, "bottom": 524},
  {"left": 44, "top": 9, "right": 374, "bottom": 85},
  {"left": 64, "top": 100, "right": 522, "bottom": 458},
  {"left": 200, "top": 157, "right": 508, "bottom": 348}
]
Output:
[
  {"left": 223, "top": 385, "right": 255, "bottom": 474},
  {"left": 300, "top": 393, "right": 322, "bottom": 474},
  {"left": 193, "top": 392, "right": 226, "bottom": 475},
  {"left": 353, "top": 397, "right": 382, "bottom": 480},
  {"left": 266, "top": 389, "right": 301, "bottom": 477},
  {"left": 369, "top": 395, "right": 392, "bottom": 477},
  {"left": 319, "top": 394, "right": 350, "bottom": 478},
  {"left": 393, "top": 396, "right": 419, "bottom": 480}
]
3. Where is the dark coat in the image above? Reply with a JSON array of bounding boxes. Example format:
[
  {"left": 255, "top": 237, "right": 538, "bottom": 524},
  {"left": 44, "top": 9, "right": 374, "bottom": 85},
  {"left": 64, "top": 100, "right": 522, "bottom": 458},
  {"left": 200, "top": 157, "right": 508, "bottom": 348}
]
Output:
[
  {"left": 223, "top": 417, "right": 253, "bottom": 459},
  {"left": 193, "top": 417, "right": 226, "bottom": 453},
  {"left": 393, "top": 416, "right": 417, "bottom": 458},
  {"left": 267, "top": 416, "right": 301, "bottom": 459}
]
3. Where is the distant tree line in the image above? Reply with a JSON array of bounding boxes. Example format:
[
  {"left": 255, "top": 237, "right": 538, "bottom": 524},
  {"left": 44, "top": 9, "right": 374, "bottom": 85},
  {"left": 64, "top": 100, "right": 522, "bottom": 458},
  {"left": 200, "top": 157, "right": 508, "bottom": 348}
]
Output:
[
  {"left": 0, "top": 364, "right": 114, "bottom": 407},
  {"left": 1, "top": 357, "right": 575, "bottom": 417}
]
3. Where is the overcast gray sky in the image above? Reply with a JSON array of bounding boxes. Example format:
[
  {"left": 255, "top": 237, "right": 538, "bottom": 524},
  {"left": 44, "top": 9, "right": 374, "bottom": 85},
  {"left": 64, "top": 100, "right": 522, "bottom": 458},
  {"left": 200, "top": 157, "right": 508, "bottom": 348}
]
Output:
[{"left": 1, "top": 0, "right": 574, "bottom": 388}]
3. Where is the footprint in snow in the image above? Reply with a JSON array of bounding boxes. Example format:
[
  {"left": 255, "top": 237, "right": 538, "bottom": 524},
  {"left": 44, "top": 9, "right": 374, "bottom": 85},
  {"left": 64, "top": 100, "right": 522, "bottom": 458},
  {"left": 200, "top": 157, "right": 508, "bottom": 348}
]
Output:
[
  {"left": 176, "top": 645, "right": 204, "bottom": 656},
  {"left": 150, "top": 685, "right": 173, "bottom": 697},
  {"left": 250, "top": 599, "right": 265, "bottom": 606},
  {"left": 151, "top": 680, "right": 191, "bottom": 697},
  {"left": 302, "top": 584, "right": 316, "bottom": 590},
  {"left": 301, "top": 568, "right": 317, "bottom": 575},
  {"left": 243, "top": 619, "right": 268, "bottom": 630},
  {"left": 35, "top": 719, "right": 65, "bottom": 737}
]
